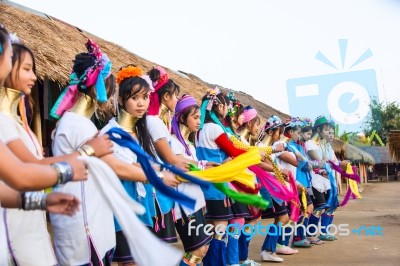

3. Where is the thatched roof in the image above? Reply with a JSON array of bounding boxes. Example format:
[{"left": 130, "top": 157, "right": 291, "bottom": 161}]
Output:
[
  {"left": 0, "top": 1, "right": 287, "bottom": 121},
  {"left": 332, "top": 138, "right": 375, "bottom": 164},
  {"left": 358, "top": 146, "right": 396, "bottom": 164},
  {"left": 388, "top": 130, "right": 400, "bottom": 161}
]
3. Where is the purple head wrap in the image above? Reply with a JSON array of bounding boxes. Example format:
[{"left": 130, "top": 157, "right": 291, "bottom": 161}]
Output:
[{"left": 171, "top": 95, "right": 198, "bottom": 156}]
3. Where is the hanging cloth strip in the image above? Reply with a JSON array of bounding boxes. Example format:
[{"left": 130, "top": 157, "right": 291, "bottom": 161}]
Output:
[
  {"left": 106, "top": 127, "right": 211, "bottom": 210},
  {"left": 18, "top": 95, "right": 43, "bottom": 157},
  {"left": 82, "top": 156, "right": 182, "bottom": 266},
  {"left": 250, "top": 166, "right": 301, "bottom": 222},
  {"left": 317, "top": 163, "right": 339, "bottom": 211},
  {"left": 328, "top": 161, "right": 362, "bottom": 207},
  {"left": 184, "top": 148, "right": 261, "bottom": 188},
  {"left": 285, "top": 141, "right": 311, "bottom": 215}
]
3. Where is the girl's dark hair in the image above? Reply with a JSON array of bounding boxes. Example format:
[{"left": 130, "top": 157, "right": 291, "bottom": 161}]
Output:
[
  {"left": 201, "top": 92, "right": 235, "bottom": 133},
  {"left": 4, "top": 44, "right": 37, "bottom": 124},
  {"left": 11, "top": 43, "right": 36, "bottom": 79},
  {"left": 73, "top": 53, "right": 96, "bottom": 82},
  {"left": 178, "top": 101, "right": 200, "bottom": 144},
  {"left": 284, "top": 124, "right": 301, "bottom": 134},
  {"left": 118, "top": 70, "right": 156, "bottom": 158},
  {"left": 179, "top": 105, "right": 200, "bottom": 126},
  {"left": 301, "top": 126, "right": 313, "bottom": 133},
  {"left": 284, "top": 124, "right": 301, "bottom": 138},
  {"left": 148, "top": 67, "right": 180, "bottom": 102},
  {"left": 0, "top": 24, "right": 9, "bottom": 55},
  {"left": 312, "top": 123, "right": 332, "bottom": 138},
  {"left": 72, "top": 52, "right": 116, "bottom": 98}
]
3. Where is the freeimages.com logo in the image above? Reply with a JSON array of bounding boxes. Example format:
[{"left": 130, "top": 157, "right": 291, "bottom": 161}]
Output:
[
  {"left": 188, "top": 220, "right": 384, "bottom": 240},
  {"left": 286, "top": 39, "right": 379, "bottom": 132}
]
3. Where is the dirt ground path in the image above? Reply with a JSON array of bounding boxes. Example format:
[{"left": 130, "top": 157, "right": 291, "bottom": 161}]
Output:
[{"left": 243, "top": 181, "right": 400, "bottom": 265}]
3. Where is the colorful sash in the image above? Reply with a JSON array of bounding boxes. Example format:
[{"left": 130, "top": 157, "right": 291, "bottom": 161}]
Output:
[{"left": 83, "top": 156, "right": 182, "bottom": 266}]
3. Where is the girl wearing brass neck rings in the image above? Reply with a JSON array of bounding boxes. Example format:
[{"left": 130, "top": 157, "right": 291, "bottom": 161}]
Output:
[
  {"left": 0, "top": 24, "right": 90, "bottom": 265},
  {"left": 257, "top": 116, "right": 298, "bottom": 262},
  {"left": 147, "top": 66, "right": 194, "bottom": 170},
  {"left": 304, "top": 116, "right": 342, "bottom": 243},
  {"left": 170, "top": 95, "right": 212, "bottom": 266},
  {"left": 50, "top": 41, "right": 161, "bottom": 266},
  {"left": 235, "top": 106, "right": 265, "bottom": 266},
  {"left": 146, "top": 66, "right": 203, "bottom": 246},
  {"left": 100, "top": 65, "right": 179, "bottom": 266},
  {"left": 0, "top": 38, "right": 112, "bottom": 265}
]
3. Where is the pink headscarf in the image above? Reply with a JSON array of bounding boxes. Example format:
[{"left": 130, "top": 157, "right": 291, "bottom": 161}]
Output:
[
  {"left": 242, "top": 106, "right": 258, "bottom": 123},
  {"left": 148, "top": 66, "right": 169, "bottom": 115}
]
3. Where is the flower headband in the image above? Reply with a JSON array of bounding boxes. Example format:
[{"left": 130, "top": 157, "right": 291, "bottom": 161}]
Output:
[
  {"left": 227, "top": 91, "right": 242, "bottom": 117},
  {"left": 50, "top": 39, "right": 112, "bottom": 119},
  {"left": 284, "top": 117, "right": 304, "bottom": 129},
  {"left": 205, "top": 87, "right": 222, "bottom": 111},
  {"left": 116, "top": 65, "right": 143, "bottom": 85},
  {"left": 199, "top": 87, "right": 235, "bottom": 137},
  {"left": 116, "top": 65, "right": 154, "bottom": 91},
  {"left": 263, "top": 115, "right": 283, "bottom": 131},
  {"left": 9, "top": 33, "right": 19, "bottom": 44},
  {"left": 299, "top": 117, "right": 312, "bottom": 128}
]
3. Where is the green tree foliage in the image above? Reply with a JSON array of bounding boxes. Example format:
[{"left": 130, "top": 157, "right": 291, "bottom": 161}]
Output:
[{"left": 363, "top": 98, "right": 400, "bottom": 144}]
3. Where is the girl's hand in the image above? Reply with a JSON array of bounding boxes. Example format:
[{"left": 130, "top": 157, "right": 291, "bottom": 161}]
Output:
[
  {"left": 273, "top": 143, "right": 285, "bottom": 153},
  {"left": 259, "top": 151, "right": 267, "bottom": 161},
  {"left": 205, "top": 161, "right": 220, "bottom": 169},
  {"left": 84, "top": 135, "right": 113, "bottom": 157},
  {"left": 46, "top": 192, "right": 80, "bottom": 216},
  {"left": 206, "top": 161, "right": 220, "bottom": 167},
  {"left": 175, "top": 161, "right": 190, "bottom": 171},
  {"left": 318, "top": 169, "right": 328, "bottom": 178},
  {"left": 161, "top": 171, "right": 180, "bottom": 187},
  {"left": 280, "top": 169, "right": 291, "bottom": 181}
]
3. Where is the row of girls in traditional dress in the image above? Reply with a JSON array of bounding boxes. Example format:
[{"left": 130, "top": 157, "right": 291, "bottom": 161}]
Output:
[
  {"left": 0, "top": 26, "right": 262, "bottom": 266},
  {"left": 0, "top": 22, "right": 361, "bottom": 266}
]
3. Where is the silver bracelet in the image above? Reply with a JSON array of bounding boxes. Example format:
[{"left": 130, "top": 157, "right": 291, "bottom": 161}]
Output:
[
  {"left": 52, "top": 161, "right": 74, "bottom": 185},
  {"left": 22, "top": 192, "right": 47, "bottom": 211}
]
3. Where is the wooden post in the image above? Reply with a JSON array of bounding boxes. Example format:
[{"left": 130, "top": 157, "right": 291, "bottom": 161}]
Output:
[{"left": 386, "top": 164, "right": 389, "bottom": 182}]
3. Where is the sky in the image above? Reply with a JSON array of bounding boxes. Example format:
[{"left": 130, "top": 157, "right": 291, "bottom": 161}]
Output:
[{"left": 7, "top": 0, "right": 400, "bottom": 131}]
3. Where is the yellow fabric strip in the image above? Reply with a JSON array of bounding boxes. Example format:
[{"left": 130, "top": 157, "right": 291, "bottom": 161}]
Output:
[
  {"left": 230, "top": 136, "right": 287, "bottom": 186},
  {"left": 346, "top": 164, "right": 362, "bottom": 199},
  {"left": 300, "top": 187, "right": 308, "bottom": 214},
  {"left": 178, "top": 148, "right": 261, "bottom": 189}
]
